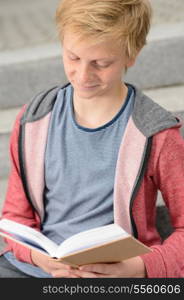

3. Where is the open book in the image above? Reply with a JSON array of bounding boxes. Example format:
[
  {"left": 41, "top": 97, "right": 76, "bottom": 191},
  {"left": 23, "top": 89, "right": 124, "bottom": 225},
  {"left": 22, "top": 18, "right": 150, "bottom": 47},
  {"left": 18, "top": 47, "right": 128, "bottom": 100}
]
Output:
[{"left": 0, "top": 218, "right": 151, "bottom": 267}]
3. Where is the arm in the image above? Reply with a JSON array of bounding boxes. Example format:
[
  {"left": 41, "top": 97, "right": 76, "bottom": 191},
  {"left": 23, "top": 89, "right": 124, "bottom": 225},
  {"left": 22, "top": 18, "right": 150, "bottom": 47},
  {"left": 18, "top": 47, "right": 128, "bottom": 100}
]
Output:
[
  {"left": 1, "top": 106, "right": 41, "bottom": 264},
  {"left": 30, "top": 249, "right": 81, "bottom": 277},
  {"left": 141, "top": 127, "right": 184, "bottom": 277},
  {"left": 49, "top": 127, "right": 184, "bottom": 278},
  {"left": 1, "top": 107, "right": 81, "bottom": 276}
]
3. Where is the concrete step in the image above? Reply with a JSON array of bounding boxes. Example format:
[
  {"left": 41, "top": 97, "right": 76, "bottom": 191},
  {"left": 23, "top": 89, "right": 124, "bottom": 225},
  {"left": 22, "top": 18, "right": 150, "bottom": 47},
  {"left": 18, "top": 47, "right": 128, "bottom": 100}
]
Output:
[
  {"left": 151, "top": 0, "right": 184, "bottom": 25},
  {"left": 125, "top": 22, "right": 184, "bottom": 90},
  {"left": 0, "top": 0, "right": 60, "bottom": 52},
  {"left": 0, "top": 178, "right": 7, "bottom": 213},
  {"left": 0, "top": 178, "right": 5, "bottom": 248},
  {"left": 0, "top": 45, "right": 67, "bottom": 110},
  {"left": 0, "top": 107, "right": 19, "bottom": 180},
  {"left": 144, "top": 85, "right": 184, "bottom": 111},
  {"left": 0, "top": 178, "right": 7, "bottom": 255}
]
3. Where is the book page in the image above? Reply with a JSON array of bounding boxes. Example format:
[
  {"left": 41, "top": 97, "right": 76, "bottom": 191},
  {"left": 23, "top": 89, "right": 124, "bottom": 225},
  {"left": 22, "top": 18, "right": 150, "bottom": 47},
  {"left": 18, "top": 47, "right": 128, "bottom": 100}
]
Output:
[
  {"left": 55, "top": 223, "right": 129, "bottom": 258},
  {"left": 0, "top": 231, "right": 51, "bottom": 256},
  {"left": 0, "top": 218, "right": 57, "bottom": 256}
]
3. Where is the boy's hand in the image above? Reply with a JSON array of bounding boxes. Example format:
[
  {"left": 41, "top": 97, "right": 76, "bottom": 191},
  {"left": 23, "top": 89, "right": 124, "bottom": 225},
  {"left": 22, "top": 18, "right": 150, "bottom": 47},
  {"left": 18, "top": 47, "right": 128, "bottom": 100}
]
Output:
[
  {"left": 73, "top": 256, "right": 146, "bottom": 278},
  {"left": 30, "top": 249, "right": 81, "bottom": 278},
  {"left": 31, "top": 250, "right": 146, "bottom": 278}
]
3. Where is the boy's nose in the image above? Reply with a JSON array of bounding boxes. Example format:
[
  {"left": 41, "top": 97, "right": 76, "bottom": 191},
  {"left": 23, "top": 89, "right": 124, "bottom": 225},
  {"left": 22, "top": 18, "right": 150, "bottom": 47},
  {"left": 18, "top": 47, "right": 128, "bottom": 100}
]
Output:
[{"left": 78, "top": 63, "right": 95, "bottom": 85}]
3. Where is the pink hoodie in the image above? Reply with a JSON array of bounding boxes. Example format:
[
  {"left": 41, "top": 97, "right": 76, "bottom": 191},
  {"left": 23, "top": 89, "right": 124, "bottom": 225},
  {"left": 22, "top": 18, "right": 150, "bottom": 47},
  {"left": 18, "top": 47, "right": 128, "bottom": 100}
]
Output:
[{"left": 1, "top": 84, "right": 184, "bottom": 277}]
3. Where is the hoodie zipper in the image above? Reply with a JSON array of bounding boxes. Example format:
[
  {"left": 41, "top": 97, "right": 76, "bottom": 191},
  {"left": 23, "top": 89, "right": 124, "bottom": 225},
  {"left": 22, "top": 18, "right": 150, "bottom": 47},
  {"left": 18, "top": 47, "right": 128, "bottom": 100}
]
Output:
[{"left": 129, "top": 136, "right": 153, "bottom": 238}]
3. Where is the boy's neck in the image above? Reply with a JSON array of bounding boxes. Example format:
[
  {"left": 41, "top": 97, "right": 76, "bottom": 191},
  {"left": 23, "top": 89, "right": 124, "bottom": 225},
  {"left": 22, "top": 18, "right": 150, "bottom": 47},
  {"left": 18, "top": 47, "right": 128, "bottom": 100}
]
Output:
[{"left": 73, "top": 83, "right": 128, "bottom": 129}]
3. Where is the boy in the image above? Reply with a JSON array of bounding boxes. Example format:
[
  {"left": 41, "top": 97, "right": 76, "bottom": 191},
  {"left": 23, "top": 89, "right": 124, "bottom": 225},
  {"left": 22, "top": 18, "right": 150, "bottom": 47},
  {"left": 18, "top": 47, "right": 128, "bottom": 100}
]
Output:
[{"left": 0, "top": 0, "right": 184, "bottom": 278}]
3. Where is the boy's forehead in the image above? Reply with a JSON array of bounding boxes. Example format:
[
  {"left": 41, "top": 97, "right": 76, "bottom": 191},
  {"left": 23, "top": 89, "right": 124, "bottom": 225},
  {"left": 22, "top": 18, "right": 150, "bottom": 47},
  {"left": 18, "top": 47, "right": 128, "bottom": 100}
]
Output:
[{"left": 63, "top": 30, "right": 123, "bottom": 56}]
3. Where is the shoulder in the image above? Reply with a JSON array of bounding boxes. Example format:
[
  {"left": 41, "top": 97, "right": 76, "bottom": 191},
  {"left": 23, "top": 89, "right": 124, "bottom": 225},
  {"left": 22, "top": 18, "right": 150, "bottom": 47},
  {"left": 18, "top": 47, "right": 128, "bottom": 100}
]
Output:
[
  {"left": 131, "top": 85, "right": 180, "bottom": 137},
  {"left": 10, "top": 84, "right": 70, "bottom": 142},
  {"left": 149, "top": 126, "right": 184, "bottom": 171},
  {"left": 153, "top": 126, "right": 184, "bottom": 151},
  {"left": 20, "top": 83, "right": 71, "bottom": 124}
]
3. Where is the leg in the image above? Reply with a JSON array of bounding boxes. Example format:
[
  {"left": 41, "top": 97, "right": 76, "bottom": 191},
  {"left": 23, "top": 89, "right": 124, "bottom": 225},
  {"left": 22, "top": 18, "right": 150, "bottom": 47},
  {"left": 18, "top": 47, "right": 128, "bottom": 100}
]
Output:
[{"left": 0, "top": 255, "right": 32, "bottom": 278}]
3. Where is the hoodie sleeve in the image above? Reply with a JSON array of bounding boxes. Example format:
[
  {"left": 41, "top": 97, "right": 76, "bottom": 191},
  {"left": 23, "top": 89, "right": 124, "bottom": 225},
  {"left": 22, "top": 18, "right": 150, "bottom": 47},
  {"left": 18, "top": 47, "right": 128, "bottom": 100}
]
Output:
[
  {"left": 141, "top": 127, "right": 184, "bottom": 277},
  {"left": 0, "top": 106, "right": 41, "bottom": 264}
]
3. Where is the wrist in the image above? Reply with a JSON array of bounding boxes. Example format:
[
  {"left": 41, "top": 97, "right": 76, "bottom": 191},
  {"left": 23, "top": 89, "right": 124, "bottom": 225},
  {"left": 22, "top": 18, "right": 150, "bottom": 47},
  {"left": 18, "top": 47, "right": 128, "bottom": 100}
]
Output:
[
  {"left": 30, "top": 249, "right": 39, "bottom": 266},
  {"left": 134, "top": 256, "right": 146, "bottom": 278}
]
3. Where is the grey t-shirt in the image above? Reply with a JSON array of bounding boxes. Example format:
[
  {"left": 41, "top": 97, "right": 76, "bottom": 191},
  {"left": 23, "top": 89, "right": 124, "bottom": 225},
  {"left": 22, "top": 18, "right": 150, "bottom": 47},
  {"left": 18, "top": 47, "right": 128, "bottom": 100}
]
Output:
[
  {"left": 41, "top": 84, "right": 135, "bottom": 243},
  {"left": 4, "top": 84, "right": 135, "bottom": 277}
]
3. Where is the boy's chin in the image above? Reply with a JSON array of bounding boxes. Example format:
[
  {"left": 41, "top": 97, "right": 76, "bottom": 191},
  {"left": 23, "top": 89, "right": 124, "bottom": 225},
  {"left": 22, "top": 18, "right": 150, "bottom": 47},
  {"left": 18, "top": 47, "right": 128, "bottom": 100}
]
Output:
[{"left": 74, "top": 87, "right": 102, "bottom": 99}]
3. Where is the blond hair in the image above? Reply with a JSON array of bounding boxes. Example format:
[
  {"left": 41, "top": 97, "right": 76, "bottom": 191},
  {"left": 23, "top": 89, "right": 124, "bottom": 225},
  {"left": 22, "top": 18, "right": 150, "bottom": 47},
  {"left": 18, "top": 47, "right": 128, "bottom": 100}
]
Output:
[{"left": 56, "top": 0, "right": 152, "bottom": 58}]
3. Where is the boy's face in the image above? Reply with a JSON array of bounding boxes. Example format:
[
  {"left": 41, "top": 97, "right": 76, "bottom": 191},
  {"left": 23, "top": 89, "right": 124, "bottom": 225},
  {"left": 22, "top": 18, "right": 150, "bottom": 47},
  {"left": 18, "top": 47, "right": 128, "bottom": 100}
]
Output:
[{"left": 62, "top": 30, "right": 135, "bottom": 100}]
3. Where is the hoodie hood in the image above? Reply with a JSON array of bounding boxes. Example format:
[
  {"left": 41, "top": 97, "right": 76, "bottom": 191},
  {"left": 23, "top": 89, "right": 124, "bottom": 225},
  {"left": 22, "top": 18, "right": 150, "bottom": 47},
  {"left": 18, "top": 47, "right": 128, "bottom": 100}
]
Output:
[
  {"left": 21, "top": 83, "right": 181, "bottom": 136},
  {"left": 132, "top": 87, "right": 180, "bottom": 137}
]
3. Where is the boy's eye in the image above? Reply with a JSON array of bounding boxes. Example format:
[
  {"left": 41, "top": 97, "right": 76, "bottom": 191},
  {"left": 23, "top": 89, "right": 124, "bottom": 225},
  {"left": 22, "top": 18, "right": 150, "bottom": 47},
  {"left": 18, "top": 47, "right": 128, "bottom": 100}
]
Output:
[
  {"left": 99, "top": 63, "right": 110, "bottom": 68},
  {"left": 69, "top": 55, "right": 79, "bottom": 60},
  {"left": 95, "top": 62, "right": 111, "bottom": 68},
  {"left": 68, "top": 54, "right": 111, "bottom": 68}
]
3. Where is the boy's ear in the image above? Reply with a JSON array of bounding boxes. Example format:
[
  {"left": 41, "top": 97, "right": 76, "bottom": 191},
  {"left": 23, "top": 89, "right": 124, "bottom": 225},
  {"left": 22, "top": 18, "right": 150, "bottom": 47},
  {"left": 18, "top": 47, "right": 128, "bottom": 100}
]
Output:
[
  {"left": 126, "top": 57, "right": 136, "bottom": 68},
  {"left": 126, "top": 49, "right": 141, "bottom": 68}
]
